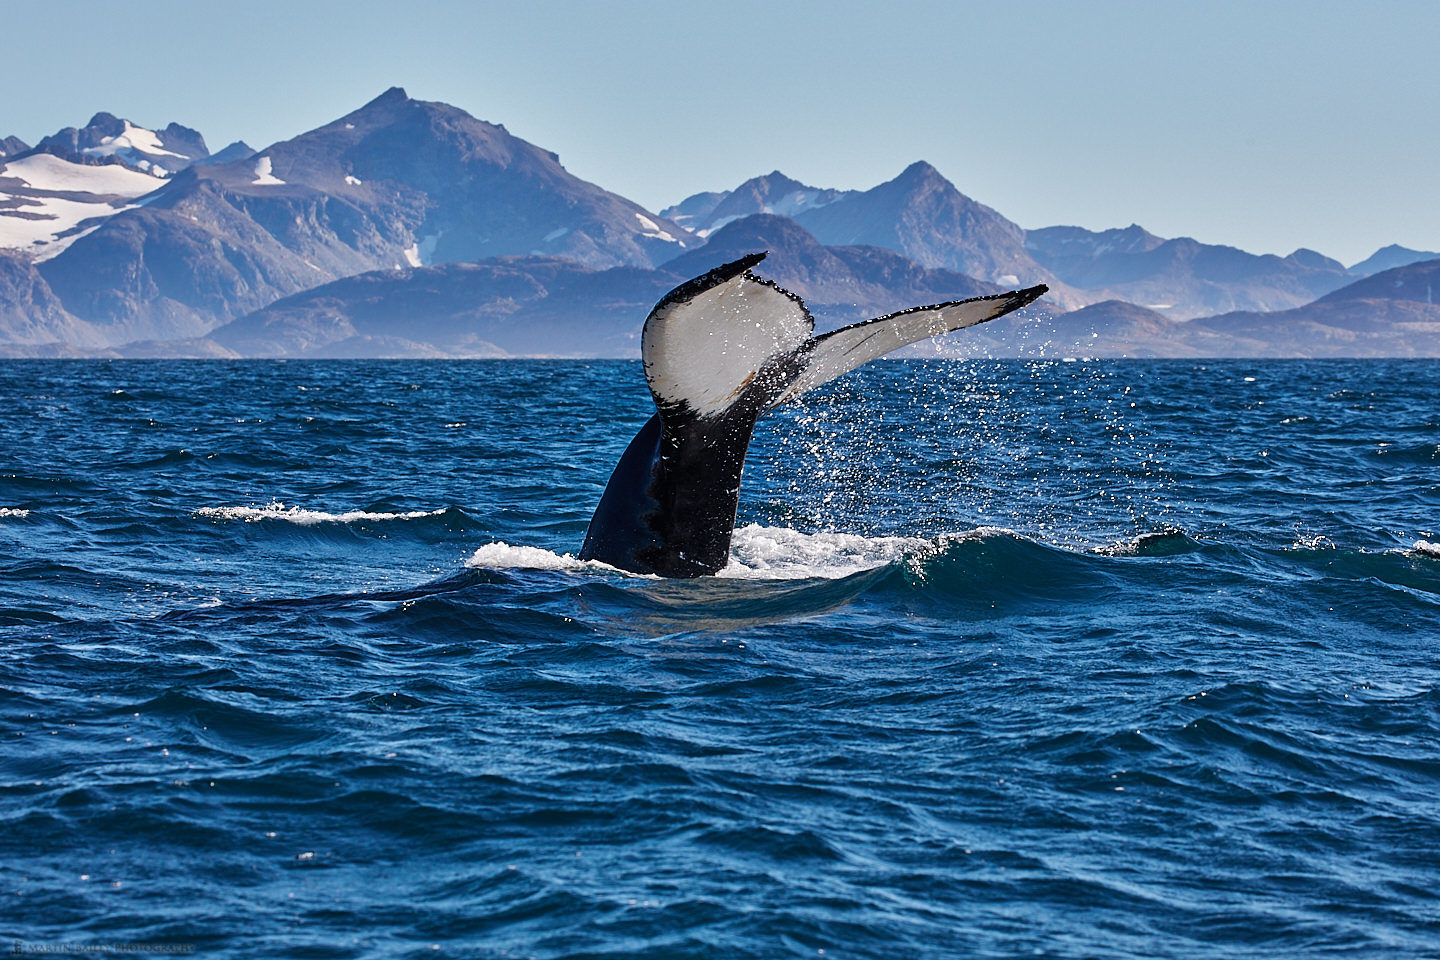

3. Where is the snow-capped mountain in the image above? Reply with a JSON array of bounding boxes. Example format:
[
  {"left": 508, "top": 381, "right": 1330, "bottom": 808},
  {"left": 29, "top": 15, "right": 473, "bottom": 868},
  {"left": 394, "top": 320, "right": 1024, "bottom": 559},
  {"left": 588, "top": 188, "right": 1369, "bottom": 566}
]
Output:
[
  {"left": 13, "top": 88, "right": 694, "bottom": 345},
  {"left": 661, "top": 171, "right": 854, "bottom": 237},
  {"left": 3, "top": 88, "right": 1436, "bottom": 358},
  {"left": 29, "top": 112, "right": 210, "bottom": 176},
  {"left": 0, "top": 111, "right": 251, "bottom": 265}
]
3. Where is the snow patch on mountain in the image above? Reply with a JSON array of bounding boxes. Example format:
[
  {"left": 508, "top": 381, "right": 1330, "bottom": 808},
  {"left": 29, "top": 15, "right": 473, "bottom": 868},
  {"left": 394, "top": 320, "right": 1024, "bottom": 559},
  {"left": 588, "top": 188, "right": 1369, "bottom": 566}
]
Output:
[
  {"left": 82, "top": 121, "right": 185, "bottom": 170},
  {"left": 696, "top": 215, "right": 741, "bottom": 238},
  {"left": 251, "top": 156, "right": 285, "bottom": 186},
  {"left": 402, "top": 233, "right": 441, "bottom": 268},
  {"left": 0, "top": 154, "right": 163, "bottom": 259},
  {"left": 634, "top": 213, "right": 678, "bottom": 243},
  {"left": 2, "top": 154, "right": 162, "bottom": 195}
]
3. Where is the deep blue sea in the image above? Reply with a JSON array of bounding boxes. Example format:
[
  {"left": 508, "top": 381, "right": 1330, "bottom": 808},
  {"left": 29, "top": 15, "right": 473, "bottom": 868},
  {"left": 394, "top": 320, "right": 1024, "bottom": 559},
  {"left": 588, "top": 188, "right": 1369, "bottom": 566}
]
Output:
[{"left": 2, "top": 358, "right": 1439, "bottom": 958}]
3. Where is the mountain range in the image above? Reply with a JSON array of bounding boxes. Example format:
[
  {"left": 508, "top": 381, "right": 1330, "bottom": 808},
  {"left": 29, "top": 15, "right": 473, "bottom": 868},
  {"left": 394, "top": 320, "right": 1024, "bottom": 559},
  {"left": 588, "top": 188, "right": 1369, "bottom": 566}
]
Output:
[{"left": 2, "top": 89, "right": 1437, "bottom": 359}]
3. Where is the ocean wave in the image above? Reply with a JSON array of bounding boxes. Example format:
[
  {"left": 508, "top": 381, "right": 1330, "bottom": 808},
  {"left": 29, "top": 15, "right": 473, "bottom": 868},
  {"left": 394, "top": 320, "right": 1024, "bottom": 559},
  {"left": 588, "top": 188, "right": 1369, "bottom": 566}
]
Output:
[
  {"left": 721, "top": 524, "right": 936, "bottom": 579},
  {"left": 465, "top": 525, "right": 951, "bottom": 581},
  {"left": 197, "top": 501, "right": 447, "bottom": 525},
  {"left": 465, "top": 542, "right": 623, "bottom": 575},
  {"left": 1414, "top": 540, "right": 1440, "bottom": 559},
  {"left": 0, "top": 507, "right": 29, "bottom": 518},
  {"left": 1093, "top": 528, "right": 1200, "bottom": 557}
]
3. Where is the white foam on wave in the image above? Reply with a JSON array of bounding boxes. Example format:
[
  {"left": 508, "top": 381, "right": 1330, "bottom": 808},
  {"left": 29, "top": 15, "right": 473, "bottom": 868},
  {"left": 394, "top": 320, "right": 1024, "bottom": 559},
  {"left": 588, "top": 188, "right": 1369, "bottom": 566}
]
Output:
[
  {"left": 465, "top": 542, "right": 627, "bottom": 575},
  {"left": 719, "top": 524, "right": 933, "bottom": 579},
  {"left": 0, "top": 507, "right": 29, "bottom": 518},
  {"left": 464, "top": 524, "right": 948, "bottom": 581},
  {"left": 197, "top": 501, "right": 444, "bottom": 525},
  {"left": 1413, "top": 540, "right": 1440, "bottom": 558}
]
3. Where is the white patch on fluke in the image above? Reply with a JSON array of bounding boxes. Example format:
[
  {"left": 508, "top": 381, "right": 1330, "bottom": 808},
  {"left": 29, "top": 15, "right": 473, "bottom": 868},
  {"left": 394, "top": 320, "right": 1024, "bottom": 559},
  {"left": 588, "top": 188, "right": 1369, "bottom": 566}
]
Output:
[
  {"left": 197, "top": 502, "right": 443, "bottom": 524},
  {"left": 643, "top": 272, "right": 812, "bottom": 418}
]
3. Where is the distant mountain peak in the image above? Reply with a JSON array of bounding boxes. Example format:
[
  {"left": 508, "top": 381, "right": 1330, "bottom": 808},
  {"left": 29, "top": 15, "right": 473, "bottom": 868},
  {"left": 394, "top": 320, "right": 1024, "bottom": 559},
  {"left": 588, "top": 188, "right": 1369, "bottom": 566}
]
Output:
[
  {"left": 1349, "top": 243, "right": 1440, "bottom": 277},
  {"left": 83, "top": 112, "right": 124, "bottom": 134},
  {"left": 1286, "top": 248, "right": 1345, "bottom": 272},
  {"left": 365, "top": 87, "right": 410, "bottom": 108},
  {"left": 895, "top": 160, "right": 944, "bottom": 184},
  {"left": 661, "top": 171, "right": 855, "bottom": 237},
  {"left": 24, "top": 111, "right": 211, "bottom": 177}
]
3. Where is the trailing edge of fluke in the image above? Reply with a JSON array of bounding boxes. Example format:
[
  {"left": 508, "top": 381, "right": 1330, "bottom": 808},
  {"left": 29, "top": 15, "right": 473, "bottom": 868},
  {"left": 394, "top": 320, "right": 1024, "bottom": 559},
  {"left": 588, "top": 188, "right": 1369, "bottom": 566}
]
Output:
[{"left": 578, "top": 252, "right": 1047, "bottom": 577}]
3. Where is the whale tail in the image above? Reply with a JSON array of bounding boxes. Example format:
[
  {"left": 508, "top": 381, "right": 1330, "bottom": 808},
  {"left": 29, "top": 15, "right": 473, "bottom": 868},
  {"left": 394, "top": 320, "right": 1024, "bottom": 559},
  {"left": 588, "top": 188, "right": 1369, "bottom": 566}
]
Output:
[{"left": 579, "top": 253, "right": 1047, "bottom": 577}]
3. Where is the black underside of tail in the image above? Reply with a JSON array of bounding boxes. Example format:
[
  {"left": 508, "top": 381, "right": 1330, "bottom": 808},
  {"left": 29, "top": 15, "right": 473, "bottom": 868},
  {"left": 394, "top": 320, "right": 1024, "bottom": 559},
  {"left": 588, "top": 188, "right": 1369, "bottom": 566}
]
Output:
[{"left": 578, "top": 405, "right": 760, "bottom": 578}]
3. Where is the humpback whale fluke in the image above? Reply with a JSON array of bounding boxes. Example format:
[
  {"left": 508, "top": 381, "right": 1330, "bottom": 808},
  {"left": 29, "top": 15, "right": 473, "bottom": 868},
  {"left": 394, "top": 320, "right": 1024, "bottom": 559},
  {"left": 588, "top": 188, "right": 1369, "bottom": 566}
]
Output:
[{"left": 579, "top": 253, "right": 1047, "bottom": 577}]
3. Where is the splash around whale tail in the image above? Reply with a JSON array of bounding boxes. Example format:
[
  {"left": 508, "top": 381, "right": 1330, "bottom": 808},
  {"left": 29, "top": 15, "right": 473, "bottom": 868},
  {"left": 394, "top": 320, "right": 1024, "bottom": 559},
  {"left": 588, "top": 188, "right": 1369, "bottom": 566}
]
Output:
[{"left": 579, "top": 252, "right": 1047, "bottom": 577}]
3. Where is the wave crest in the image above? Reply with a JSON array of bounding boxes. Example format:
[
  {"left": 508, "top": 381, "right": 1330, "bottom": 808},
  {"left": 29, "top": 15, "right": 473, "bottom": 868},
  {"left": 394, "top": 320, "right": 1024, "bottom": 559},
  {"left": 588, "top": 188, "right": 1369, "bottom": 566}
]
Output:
[
  {"left": 465, "top": 525, "right": 993, "bottom": 581},
  {"left": 197, "top": 501, "right": 446, "bottom": 525}
]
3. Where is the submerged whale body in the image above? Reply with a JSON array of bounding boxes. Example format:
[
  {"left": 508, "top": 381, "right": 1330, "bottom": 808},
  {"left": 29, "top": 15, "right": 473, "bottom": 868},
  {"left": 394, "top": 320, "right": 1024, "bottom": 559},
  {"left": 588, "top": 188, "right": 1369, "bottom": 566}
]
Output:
[{"left": 579, "top": 253, "right": 1047, "bottom": 577}]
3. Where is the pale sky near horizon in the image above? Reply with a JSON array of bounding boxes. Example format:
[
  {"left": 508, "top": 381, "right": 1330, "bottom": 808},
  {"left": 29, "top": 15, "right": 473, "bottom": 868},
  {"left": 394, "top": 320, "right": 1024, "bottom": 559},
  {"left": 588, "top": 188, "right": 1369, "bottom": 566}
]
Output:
[{"left": 5, "top": 0, "right": 1436, "bottom": 265}]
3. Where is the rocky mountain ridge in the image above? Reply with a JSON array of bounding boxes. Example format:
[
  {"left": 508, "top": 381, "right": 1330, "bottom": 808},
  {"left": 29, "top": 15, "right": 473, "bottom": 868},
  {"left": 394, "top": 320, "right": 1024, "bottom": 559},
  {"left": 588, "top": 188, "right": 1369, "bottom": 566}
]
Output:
[
  {"left": 1, "top": 89, "right": 694, "bottom": 348},
  {"left": 1, "top": 89, "right": 1434, "bottom": 358}
]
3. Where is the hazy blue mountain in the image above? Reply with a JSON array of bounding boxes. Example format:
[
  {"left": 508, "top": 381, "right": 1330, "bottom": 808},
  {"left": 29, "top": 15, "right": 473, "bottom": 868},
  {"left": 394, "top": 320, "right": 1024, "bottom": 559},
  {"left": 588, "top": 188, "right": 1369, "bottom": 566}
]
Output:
[
  {"left": 1022, "top": 224, "right": 1168, "bottom": 280},
  {"left": 201, "top": 215, "right": 1009, "bottom": 357},
  {"left": 196, "top": 141, "right": 258, "bottom": 166},
  {"left": 1183, "top": 258, "right": 1440, "bottom": 357},
  {"left": 0, "top": 136, "right": 29, "bottom": 158},
  {"left": 1012, "top": 299, "right": 1201, "bottom": 358},
  {"left": 790, "top": 162, "right": 1060, "bottom": 290},
  {"left": 657, "top": 190, "right": 726, "bottom": 231},
  {"left": 660, "top": 214, "right": 1001, "bottom": 326},
  {"left": 1314, "top": 257, "right": 1440, "bottom": 305},
  {"left": 0, "top": 252, "right": 100, "bottom": 351},
  {"left": 661, "top": 171, "right": 854, "bottom": 237},
  {"left": 208, "top": 258, "right": 674, "bottom": 358},
  {"left": 1348, "top": 244, "right": 1440, "bottom": 277},
  {"left": 667, "top": 162, "right": 1071, "bottom": 302},
  {"left": 1025, "top": 224, "right": 1353, "bottom": 319}
]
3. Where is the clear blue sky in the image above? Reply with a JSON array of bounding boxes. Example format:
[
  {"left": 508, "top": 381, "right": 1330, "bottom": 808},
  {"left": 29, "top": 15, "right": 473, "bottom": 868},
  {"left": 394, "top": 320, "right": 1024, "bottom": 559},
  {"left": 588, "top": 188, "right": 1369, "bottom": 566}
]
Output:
[{"left": 6, "top": 0, "right": 1436, "bottom": 265}]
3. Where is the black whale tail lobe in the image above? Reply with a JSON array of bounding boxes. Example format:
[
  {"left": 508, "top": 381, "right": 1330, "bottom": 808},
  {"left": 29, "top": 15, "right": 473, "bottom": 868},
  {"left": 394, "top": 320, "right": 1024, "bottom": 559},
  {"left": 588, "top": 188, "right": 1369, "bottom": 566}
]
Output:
[{"left": 579, "top": 253, "right": 1047, "bottom": 577}]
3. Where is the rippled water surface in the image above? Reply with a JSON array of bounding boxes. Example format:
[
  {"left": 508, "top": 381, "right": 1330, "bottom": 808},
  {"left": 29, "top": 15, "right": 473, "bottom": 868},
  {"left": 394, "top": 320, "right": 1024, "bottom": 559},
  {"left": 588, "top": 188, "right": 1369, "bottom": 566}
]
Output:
[{"left": 2, "top": 359, "right": 1438, "bottom": 958}]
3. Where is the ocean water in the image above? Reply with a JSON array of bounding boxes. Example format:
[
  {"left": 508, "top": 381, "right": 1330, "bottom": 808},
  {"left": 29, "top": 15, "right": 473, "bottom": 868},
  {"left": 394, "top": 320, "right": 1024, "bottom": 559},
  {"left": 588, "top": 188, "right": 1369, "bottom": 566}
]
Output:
[{"left": 2, "top": 358, "right": 1438, "bottom": 958}]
